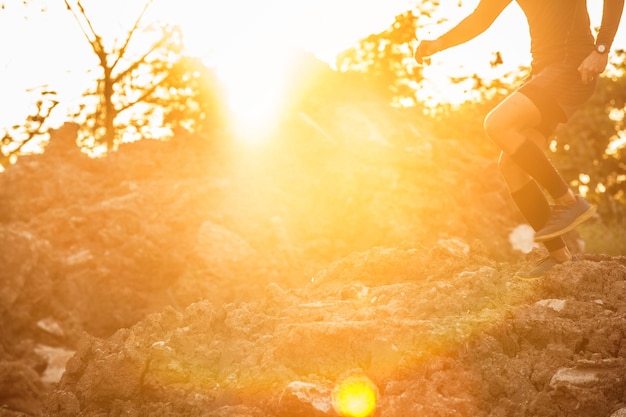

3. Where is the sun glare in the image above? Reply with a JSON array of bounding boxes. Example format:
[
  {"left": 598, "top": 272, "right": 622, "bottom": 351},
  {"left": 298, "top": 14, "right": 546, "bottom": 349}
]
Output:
[
  {"left": 332, "top": 374, "right": 379, "bottom": 417},
  {"left": 147, "top": 0, "right": 306, "bottom": 145},
  {"left": 212, "top": 39, "right": 293, "bottom": 144}
]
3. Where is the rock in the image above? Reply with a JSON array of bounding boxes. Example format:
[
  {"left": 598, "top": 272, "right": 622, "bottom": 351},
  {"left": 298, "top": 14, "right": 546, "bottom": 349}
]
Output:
[
  {"left": 436, "top": 238, "right": 470, "bottom": 257},
  {"left": 33, "top": 345, "right": 75, "bottom": 384},
  {"left": 203, "top": 405, "right": 267, "bottom": 417},
  {"left": 0, "top": 361, "right": 44, "bottom": 416},
  {"left": 277, "top": 381, "right": 334, "bottom": 417},
  {"left": 0, "top": 226, "right": 50, "bottom": 311},
  {"left": 550, "top": 366, "right": 602, "bottom": 387},
  {"left": 611, "top": 408, "right": 626, "bottom": 417},
  {"left": 549, "top": 359, "right": 626, "bottom": 417},
  {"left": 195, "top": 220, "right": 257, "bottom": 274},
  {"left": 36, "top": 318, "right": 65, "bottom": 338},
  {"left": 44, "top": 390, "right": 81, "bottom": 417},
  {"left": 536, "top": 299, "right": 567, "bottom": 313}
]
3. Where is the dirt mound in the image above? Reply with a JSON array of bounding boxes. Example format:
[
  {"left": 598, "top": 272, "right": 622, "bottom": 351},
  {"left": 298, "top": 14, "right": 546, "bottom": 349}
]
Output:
[
  {"left": 46, "top": 247, "right": 626, "bottom": 417},
  {"left": 0, "top": 108, "right": 624, "bottom": 417}
]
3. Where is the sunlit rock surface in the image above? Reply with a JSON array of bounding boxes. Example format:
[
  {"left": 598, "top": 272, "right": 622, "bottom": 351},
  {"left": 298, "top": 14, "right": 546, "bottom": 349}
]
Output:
[{"left": 0, "top": 114, "right": 624, "bottom": 417}]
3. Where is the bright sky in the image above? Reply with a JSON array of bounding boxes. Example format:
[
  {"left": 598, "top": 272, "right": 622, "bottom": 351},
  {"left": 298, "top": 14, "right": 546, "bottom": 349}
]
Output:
[{"left": 1, "top": 0, "right": 625, "bottom": 130}]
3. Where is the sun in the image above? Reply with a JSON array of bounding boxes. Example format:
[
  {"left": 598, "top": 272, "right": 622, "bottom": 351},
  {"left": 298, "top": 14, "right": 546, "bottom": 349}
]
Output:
[
  {"left": 148, "top": 1, "right": 304, "bottom": 145},
  {"left": 211, "top": 38, "right": 295, "bottom": 144}
]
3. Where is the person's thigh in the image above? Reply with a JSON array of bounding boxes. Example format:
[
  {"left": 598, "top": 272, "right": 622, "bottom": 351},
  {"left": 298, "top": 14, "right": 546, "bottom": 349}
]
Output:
[
  {"left": 519, "top": 63, "right": 596, "bottom": 123},
  {"left": 484, "top": 92, "right": 543, "bottom": 154},
  {"left": 515, "top": 63, "right": 597, "bottom": 137}
]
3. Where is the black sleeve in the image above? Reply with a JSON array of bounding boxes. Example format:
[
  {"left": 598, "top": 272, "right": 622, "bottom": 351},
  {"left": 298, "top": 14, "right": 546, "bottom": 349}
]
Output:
[
  {"left": 596, "top": 0, "right": 625, "bottom": 48},
  {"left": 437, "top": 0, "right": 511, "bottom": 50}
]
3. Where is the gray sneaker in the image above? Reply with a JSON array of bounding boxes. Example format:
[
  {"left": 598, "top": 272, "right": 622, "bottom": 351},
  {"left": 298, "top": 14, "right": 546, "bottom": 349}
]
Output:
[
  {"left": 516, "top": 256, "right": 563, "bottom": 280},
  {"left": 534, "top": 195, "right": 596, "bottom": 242}
]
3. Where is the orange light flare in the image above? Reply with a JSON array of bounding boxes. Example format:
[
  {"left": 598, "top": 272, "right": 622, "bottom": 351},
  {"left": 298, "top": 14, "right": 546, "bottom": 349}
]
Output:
[{"left": 332, "top": 373, "right": 379, "bottom": 417}]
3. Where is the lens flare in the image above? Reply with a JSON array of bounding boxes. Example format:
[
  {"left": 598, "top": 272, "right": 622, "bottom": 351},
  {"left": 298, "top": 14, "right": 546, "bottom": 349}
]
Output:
[{"left": 332, "top": 374, "right": 378, "bottom": 417}]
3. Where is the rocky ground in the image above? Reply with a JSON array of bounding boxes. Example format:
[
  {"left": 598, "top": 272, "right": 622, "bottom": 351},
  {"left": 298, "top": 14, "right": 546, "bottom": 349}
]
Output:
[{"left": 1, "top": 105, "right": 625, "bottom": 417}]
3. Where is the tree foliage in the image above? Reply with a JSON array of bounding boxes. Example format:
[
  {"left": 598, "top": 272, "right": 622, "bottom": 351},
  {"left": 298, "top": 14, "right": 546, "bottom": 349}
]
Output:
[
  {"left": 146, "top": 55, "right": 226, "bottom": 135},
  {"left": 65, "top": 0, "right": 228, "bottom": 153},
  {"left": 1, "top": 0, "right": 227, "bottom": 160},
  {"left": 335, "top": 2, "right": 626, "bottom": 220},
  {"left": 0, "top": 89, "right": 58, "bottom": 169},
  {"left": 336, "top": 3, "right": 444, "bottom": 107},
  {"left": 0, "top": 0, "right": 52, "bottom": 169}
]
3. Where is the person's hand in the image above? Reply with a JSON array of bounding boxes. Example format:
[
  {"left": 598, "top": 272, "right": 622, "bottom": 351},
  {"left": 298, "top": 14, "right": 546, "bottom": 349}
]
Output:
[
  {"left": 578, "top": 51, "right": 609, "bottom": 84},
  {"left": 414, "top": 39, "right": 443, "bottom": 64}
]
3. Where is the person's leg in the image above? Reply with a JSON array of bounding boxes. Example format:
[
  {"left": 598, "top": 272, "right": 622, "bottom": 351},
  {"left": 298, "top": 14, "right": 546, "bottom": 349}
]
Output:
[
  {"left": 509, "top": 179, "right": 571, "bottom": 262},
  {"left": 484, "top": 92, "right": 594, "bottom": 242},
  {"left": 497, "top": 128, "right": 571, "bottom": 263},
  {"left": 484, "top": 92, "right": 575, "bottom": 202}
]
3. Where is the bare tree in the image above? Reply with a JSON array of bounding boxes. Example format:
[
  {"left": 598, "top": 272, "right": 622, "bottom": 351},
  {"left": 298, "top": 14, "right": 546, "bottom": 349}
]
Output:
[{"left": 64, "top": 0, "right": 183, "bottom": 151}]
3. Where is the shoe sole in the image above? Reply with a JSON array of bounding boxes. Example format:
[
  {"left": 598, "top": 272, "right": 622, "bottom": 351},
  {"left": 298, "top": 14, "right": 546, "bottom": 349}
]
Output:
[
  {"left": 534, "top": 205, "right": 596, "bottom": 242},
  {"left": 515, "top": 265, "right": 557, "bottom": 281}
]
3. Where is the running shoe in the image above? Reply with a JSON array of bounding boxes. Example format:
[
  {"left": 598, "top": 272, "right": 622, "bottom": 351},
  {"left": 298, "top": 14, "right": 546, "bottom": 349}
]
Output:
[
  {"left": 534, "top": 195, "right": 595, "bottom": 242},
  {"left": 516, "top": 256, "right": 563, "bottom": 280}
]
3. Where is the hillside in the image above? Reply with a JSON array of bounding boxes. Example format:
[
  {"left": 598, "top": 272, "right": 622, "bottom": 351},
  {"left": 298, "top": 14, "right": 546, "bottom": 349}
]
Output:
[{"left": 1, "top": 105, "right": 625, "bottom": 417}]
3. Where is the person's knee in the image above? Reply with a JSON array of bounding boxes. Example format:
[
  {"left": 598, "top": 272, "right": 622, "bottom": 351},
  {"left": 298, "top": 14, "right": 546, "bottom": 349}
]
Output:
[
  {"left": 483, "top": 111, "right": 507, "bottom": 143},
  {"left": 484, "top": 93, "right": 542, "bottom": 152}
]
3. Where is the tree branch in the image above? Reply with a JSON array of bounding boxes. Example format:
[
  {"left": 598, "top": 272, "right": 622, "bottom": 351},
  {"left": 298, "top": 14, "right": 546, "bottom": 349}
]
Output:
[
  {"left": 64, "top": 0, "right": 106, "bottom": 63},
  {"left": 111, "top": 0, "right": 154, "bottom": 69},
  {"left": 116, "top": 76, "right": 165, "bottom": 114},
  {"left": 112, "top": 34, "right": 170, "bottom": 84}
]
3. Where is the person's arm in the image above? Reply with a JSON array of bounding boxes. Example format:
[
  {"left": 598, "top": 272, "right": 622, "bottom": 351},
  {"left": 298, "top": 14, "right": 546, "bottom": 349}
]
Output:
[
  {"left": 596, "top": 0, "right": 625, "bottom": 50},
  {"left": 578, "top": 0, "right": 625, "bottom": 83},
  {"left": 415, "top": 0, "right": 511, "bottom": 63}
]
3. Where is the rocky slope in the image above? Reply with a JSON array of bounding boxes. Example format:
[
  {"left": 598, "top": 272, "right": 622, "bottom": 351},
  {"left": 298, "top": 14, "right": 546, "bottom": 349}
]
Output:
[{"left": 0, "top": 106, "right": 625, "bottom": 417}]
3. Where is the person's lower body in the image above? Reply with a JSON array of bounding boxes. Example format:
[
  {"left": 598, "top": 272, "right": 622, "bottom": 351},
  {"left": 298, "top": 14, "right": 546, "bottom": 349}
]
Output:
[
  {"left": 500, "top": 141, "right": 574, "bottom": 278},
  {"left": 483, "top": 63, "right": 597, "bottom": 277},
  {"left": 508, "top": 173, "right": 573, "bottom": 278}
]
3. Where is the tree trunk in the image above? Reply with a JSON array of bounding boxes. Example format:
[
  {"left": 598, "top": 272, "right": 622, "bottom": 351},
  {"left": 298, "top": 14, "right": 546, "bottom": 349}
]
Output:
[{"left": 103, "top": 65, "right": 115, "bottom": 151}]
